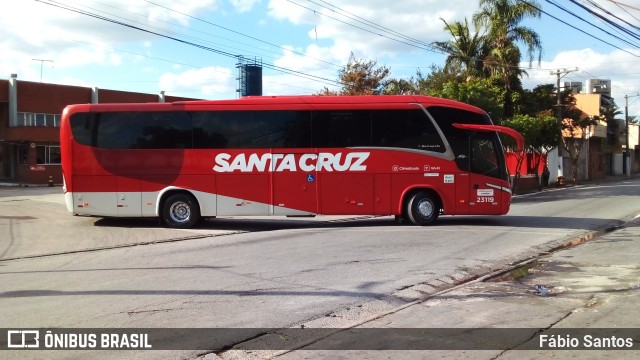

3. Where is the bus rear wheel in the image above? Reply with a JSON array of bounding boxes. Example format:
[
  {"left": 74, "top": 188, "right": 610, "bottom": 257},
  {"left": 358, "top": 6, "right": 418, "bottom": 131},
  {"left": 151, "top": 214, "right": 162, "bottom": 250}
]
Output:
[
  {"left": 406, "top": 192, "right": 439, "bottom": 226},
  {"left": 162, "top": 193, "right": 200, "bottom": 228}
]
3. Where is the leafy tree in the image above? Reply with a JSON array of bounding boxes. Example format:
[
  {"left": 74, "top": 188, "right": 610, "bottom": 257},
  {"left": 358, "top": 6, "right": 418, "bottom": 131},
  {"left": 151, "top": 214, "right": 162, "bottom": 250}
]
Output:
[
  {"left": 599, "top": 99, "right": 623, "bottom": 145},
  {"left": 413, "top": 65, "right": 462, "bottom": 95},
  {"left": 517, "top": 84, "right": 555, "bottom": 116},
  {"left": 473, "top": 0, "right": 543, "bottom": 117},
  {"left": 316, "top": 87, "right": 339, "bottom": 96},
  {"left": 383, "top": 78, "right": 417, "bottom": 95},
  {"left": 317, "top": 53, "right": 391, "bottom": 96},
  {"left": 426, "top": 77, "right": 504, "bottom": 121},
  {"left": 433, "top": 18, "right": 488, "bottom": 80}
]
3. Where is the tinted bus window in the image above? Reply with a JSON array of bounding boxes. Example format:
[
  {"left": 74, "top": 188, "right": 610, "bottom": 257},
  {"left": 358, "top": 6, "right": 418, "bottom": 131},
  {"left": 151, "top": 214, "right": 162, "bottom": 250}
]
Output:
[
  {"left": 71, "top": 112, "right": 193, "bottom": 149},
  {"left": 426, "top": 106, "right": 492, "bottom": 170},
  {"left": 70, "top": 112, "right": 131, "bottom": 149},
  {"left": 94, "top": 112, "right": 132, "bottom": 149},
  {"left": 192, "top": 110, "right": 311, "bottom": 149},
  {"left": 312, "top": 110, "right": 371, "bottom": 148},
  {"left": 131, "top": 112, "right": 192, "bottom": 149},
  {"left": 426, "top": 106, "right": 491, "bottom": 135},
  {"left": 372, "top": 109, "right": 445, "bottom": 152},
  {"left": 471, "top": 137, "right": 501, "bottom": 178},
  {"left": 69, "top": 113, "right": 93, "bottom": 146}
]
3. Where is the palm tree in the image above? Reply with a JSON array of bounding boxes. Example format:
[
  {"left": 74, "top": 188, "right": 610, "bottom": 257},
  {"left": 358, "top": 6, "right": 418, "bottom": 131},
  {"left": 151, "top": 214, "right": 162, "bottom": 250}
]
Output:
[
  {"left": 433, "top": 18, "right": 487, "bottom": 80},
  {"left": 473, "top": 0, "right": 543, "bottom": 117}
]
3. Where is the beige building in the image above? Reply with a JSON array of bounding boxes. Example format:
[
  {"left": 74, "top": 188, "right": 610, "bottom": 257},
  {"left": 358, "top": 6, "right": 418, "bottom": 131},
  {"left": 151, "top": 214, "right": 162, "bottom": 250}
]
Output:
[{"left": 572, "top": 93, "right": 639, "bottom": 179}]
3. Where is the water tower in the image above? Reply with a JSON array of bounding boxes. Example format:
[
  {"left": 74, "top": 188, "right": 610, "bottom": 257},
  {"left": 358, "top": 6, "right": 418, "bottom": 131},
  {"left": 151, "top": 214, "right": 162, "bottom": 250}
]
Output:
[{"left": 236, "top": 57, "right": 263, "bottom": 97}]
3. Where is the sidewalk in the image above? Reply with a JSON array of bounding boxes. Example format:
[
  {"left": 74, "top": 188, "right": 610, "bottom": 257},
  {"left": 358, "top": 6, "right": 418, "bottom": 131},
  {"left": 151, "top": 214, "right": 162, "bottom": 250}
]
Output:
[
  {"left": 214, "top": 214, "right": 640, "bottom": 359},
  {"left": 514, "top": 173, "right": 640, "bottom": 195}
]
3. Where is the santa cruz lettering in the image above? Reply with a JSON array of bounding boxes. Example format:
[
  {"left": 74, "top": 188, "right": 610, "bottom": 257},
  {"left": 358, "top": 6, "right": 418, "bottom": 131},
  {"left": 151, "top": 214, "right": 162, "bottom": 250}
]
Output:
[{"left": 213, "top": 152, "right": 370, "bottom": 173}]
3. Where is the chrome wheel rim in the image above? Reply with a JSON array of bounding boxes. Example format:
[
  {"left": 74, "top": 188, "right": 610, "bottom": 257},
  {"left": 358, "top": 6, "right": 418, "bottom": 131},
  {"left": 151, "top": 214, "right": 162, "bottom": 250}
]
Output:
[
  {"left": 417, "top": 199, "right": 433, "bottom": 218},
  {"left": 169, "top": 201, "right": 191, "bottom": 223}
]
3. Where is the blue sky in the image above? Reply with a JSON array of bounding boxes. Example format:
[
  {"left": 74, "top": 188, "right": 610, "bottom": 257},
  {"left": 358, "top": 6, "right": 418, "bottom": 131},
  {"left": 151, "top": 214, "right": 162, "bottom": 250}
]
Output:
[{"left": 3, "top": 0, "right": 640, "bottom": 115}]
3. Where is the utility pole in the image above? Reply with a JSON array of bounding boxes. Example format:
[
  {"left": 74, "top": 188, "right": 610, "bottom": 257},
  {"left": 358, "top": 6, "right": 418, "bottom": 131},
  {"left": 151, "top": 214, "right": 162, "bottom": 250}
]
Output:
[
  {"left": 32, "top": 59, "right": 53, "bottom": 82},
  {"left": 550, "top": 67, "right": 579, "bottom": 183},
  {"left": 624, "top": 94, "right": 639, "bottom": 177}
]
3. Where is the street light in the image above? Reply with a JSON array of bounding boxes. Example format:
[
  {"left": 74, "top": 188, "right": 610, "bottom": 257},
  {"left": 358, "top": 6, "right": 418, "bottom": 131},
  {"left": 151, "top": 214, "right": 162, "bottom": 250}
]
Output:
[
  {"left": 550, "top": 68, "right": 578, "bottom": 183},
  {"left": 624, "top": 94, "right": 639, "bottom": 178}
]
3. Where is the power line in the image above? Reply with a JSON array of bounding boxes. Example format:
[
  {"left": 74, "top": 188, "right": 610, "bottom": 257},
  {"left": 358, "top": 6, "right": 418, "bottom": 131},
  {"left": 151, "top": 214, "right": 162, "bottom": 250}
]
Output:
[
  {"left": 551, "top": 0, "right": 640, "bottom": 48},
  {"left": 285, "top": 0, "right": 444, "bottom": 54},
  {"left": 610, "top": 0, "right": 640, "bottom": 26},
  {"left": 66, "top": 0, "right": 295, "bottom": 69},
  {"left": 143, "top": 0, "right": 343, "bottom": 71},
  {"left": 567, "top": 0, "right": 640, "bottom": 45},
  {"left": 606, "top": 0, "right": 640, "bottom": 13},
  {"left": 517, "top": 0, "right": 640, "bottom": 56},
  {"left": 584, "top": 0, "right": 640, "bottom": 34},
  {"left": 305, "top": 0, "right": 437, "bottom": 49},
  {"left": 35, "top": 0, "right": 344, "bottom": 88}
]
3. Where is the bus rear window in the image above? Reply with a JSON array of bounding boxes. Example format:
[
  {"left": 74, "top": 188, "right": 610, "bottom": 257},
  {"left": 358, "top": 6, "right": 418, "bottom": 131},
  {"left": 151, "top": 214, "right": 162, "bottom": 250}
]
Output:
[{"left": 70, "top": 111, "right": 191, "bottom": 149}]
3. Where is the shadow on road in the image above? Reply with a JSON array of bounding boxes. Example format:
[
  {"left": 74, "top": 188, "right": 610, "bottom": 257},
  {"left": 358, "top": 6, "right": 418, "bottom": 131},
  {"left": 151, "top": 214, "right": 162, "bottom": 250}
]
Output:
[{"left": 93, "top": 214, "right": 624, "bottom": 233}]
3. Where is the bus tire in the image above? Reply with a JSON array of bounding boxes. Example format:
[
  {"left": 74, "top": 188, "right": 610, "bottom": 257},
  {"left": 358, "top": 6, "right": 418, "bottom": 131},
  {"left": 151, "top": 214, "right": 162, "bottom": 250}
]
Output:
[
  {"left": 406, "top": 191, "right": 439, "bottom": 226},
  {"left": 162, "top": 193, "right": 200, "bottom": 228}
]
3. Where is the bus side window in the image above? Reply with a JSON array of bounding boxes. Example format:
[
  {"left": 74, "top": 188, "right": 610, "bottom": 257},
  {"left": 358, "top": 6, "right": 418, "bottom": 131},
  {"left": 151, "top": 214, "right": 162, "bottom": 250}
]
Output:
[
  {"left": 95, "top": 112, "right": 133, "bottom": 149},
  {"left": 372, "top": 109, "right": 445, "bottom": 152},
  {"left": 470, "top": 137, "right": 499, "bottom": 178},
  {"left": 131, "top": 112, "right": 192, "bottom": 149},
  {"left": 193, "top": 110, "right": 311, "bottom": 149},
  {"left": 251, "top": 111, "right": 311, "bottom": 148},
  {"left": 312, "top": 110, "right": 371, "bottom": 148},
  {"left": 450, "top": 137, "right": 470, "bottom": 171},
  {"left": 192, "top": 112, "right": 230, "bottom": 149},
  {"left": 69, "top": 113, "right": 93, "bottom": 146}
]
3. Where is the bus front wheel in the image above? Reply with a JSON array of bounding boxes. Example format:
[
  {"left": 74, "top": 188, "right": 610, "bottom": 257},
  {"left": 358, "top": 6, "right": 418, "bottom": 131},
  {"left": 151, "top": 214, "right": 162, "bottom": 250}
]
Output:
[
  {"left": 162, "top": 193, "right": 200, "bottom": 228},
  {"left": 406, "top": 192, "right": 439, "bottom": 226}
]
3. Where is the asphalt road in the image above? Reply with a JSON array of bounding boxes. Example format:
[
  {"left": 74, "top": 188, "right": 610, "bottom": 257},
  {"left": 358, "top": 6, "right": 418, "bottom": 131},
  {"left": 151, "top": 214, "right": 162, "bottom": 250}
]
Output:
[{"left": 1, "top": 177, "right": 639, "bottom": 359}]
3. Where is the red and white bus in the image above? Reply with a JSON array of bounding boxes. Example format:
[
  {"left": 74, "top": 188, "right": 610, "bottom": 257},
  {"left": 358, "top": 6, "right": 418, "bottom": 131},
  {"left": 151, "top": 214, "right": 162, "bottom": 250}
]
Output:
[{"left": 60, "top": 95, "right": 523, "bottom": 228}]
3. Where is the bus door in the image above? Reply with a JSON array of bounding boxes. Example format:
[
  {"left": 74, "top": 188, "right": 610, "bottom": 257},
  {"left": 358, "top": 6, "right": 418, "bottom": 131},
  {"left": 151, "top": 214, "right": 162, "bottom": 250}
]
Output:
[
  {"left": 468, "top": 134, "right": 503, "bottom": 215},
  {"left": 271, "top": 151, "right": 318, "bottom": 215}
]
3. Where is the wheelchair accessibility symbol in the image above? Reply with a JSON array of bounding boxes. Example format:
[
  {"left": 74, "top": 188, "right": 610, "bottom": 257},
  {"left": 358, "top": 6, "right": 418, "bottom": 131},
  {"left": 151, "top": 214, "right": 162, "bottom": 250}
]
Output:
[{"left": 307, "top": 174, "right": 315, "bottom": 182}]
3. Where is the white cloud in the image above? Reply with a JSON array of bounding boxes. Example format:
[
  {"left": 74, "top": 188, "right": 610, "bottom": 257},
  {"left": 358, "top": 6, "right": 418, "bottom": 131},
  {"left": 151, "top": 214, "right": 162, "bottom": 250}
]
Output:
[
  {"left": 3, "top": 0, "right": 640, "bottom": 108},
  {"left": 524, "top": 47, "right": 640, "bottom": 116},
  {"left": 0, "top": 0, "right": 217, "bottom": 80},
  {"left": 263, "top": 72, "right": 336, "bottom": 96},
  {"left": 265, "top": 0, "right": 476, "bottom": 88},
  {"left": 230, "top": 0, "right": 261, "bottom": 13},
  {"left": 273, "top": 44, "right": 335, "bottom": 71},
  {"left": 268, "top": 0, "right": 475, "bottom": 56},
  {"left": 159, "top": 66, "right": 235, "bottom": 97},
  {"left": 110, "top": 54, "right": 123, "bottom": 66}
]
